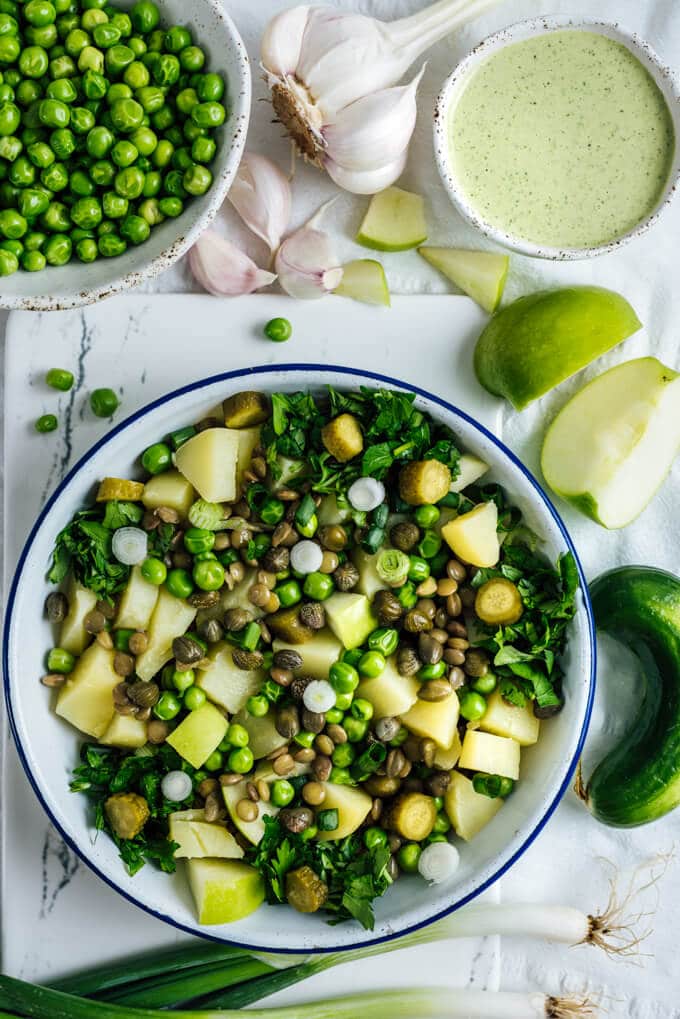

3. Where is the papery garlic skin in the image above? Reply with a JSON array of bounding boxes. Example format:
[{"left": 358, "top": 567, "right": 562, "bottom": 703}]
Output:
[
  {"left": 275, "top": 201, "right": 343, "bottom": 300},
  {"left": 189, "top": 230, "right": 276, "bottom": 297},
  {"left": 262, "top": 0, "right": 501, "bottom": 194},
  {"left": 228, "top": 152, "right": 292, "bottom": 252}
]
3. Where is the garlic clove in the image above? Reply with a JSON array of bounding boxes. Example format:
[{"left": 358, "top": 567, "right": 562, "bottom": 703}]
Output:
[
  {"left": 323, "top": 66, "right": 425, "bottom": 173},
  {"left": 275, "top": 201, "right": 343, "bottom": 300},
  {"left": 228, "top": 152, "right": 292, "bottom": 253},
  {"left": 188, "top": 230, "right": 277, "bottom": 297},
  {"left": 325, "top": 149, "right": 407, "bottom": 196},
  {"left": 261, "top": 4, "right": 311, "bottom": 78}
]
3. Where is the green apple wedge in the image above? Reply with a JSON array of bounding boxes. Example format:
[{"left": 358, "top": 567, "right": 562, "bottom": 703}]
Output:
[
  {"left": 418, "top": 247, "right": 509, "bottom": 313},
  {"left": 541, "top": 357, "right": 680, "bottom": 529},
  {"left": 357, "top": 186, "right": 427, "bottom": 251},
  {"left": 474, "top": 287, "right": 642, "bottom": 410},
  {"left": 335, "top": 259, "right": 390, "bottom": 306}
]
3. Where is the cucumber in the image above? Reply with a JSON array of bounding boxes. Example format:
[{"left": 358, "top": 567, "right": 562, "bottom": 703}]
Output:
[{"left": 584, "top": 565, "right": 680, "bottom": 826}]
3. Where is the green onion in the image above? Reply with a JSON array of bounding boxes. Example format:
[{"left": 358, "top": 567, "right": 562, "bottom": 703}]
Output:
[
  {"left": 102, "top": 959, "right": 273, "bottom": 1009},
  {"left": 170, "top": 425, "right": 197, "bottom": 449},
  {"left": 295, "top": 492, "right": 316, "bottom": 528}
]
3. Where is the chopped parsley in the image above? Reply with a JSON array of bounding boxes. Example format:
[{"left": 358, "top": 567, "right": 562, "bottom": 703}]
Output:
[
  {"left": 48, "top": 500, "right": 143, "bottom": 600},
  {"left": 248, "top": 815, "right": 392, "bottom": 930}
]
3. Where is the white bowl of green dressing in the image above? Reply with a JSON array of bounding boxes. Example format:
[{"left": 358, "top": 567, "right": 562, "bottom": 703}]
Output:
[{"left": 434, "top": 17, "right": 680, "bottom": 260}]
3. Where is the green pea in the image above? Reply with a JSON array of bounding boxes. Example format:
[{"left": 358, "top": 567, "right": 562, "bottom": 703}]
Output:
[
  {"left": 128, "top": 35, "right": 146, "bottom": 57},
  {"left": 106, "top": 43, "right": 135, "bottom": 76},
  {"left": 89, "top": 158, "right": 114, "bottom": 185},
  {"left": 71, "top": 195, "right": 102, "bottom": 229},
  {"left": 92, "top": 22, "right": 120, "bottom": 49},
  {"left": 0, "top": 36, "right": 21, "bottom": 64},
  {"left": 418, "top": 661, "right": 447, "bottom": 680},
  {"left": 41, "top": 200, "right": 70, "bottom": 231},
  {"left": 175, "top": 86, "right": 198, "bottom": 117},
  {"left": 138, "top": 196, "right": 162, "bottom": 225},
  {"left": 181, "top": 162, "right": 211, "bottom": 196},
  {"left": 165, "top": 25, "right": 192, "bottom": 53},
  {"left": 433, "top": 811, "right": 451, "bottom": 833},
  {"left": 50, "top": 126, "right": 75, "bottom": 158},
  {"left": 333, "top": 690, "right": 354, "bottom": 712},
  {"left": 70, "top": 105, "right": 95, "bottom": 134},
  {"left": 0, "top": 207, "right": 27, "bottom": 238},
  {"left": 331, "top": 743, "right": 355, "bottom": 769},
  {"left": 135, "top": 83, "right": 163, "bottom": 113},
  {"left": 81, "top": 68, "right": 107, "bottom": 100},
  {"left": 329, "top": 661, "right": 359, "bottom": 695},
  {"left": 146, "top": 28, "right": 164, "bottom": 53},
  {"left": 180, "top": 46, "right": 204, "bottom": 73},
  {"left": 26, "top": 23, "right": 57, "bottom": 48},
  {"left": 0, "top": 237, "right": 22, "bottom": 257},
  {"left": 35, "top": 410, "right": 60, "bottom": 431},
  {"left": 0, "top": 13, "right": 18, "bottom": 37},
  {"left": 197, "top": 72, "right": 224, "bottom": 102},
  {"left": 275, "top": 579, "right": 302, "bottom": 608},
  {"left": 110, "top": 96, "right": 143, "bottom": 132},
  {"left": 110, "top": 138, "right": 137, "bottom": 167},
  {"left": 89, "top": 386, "right": 119, "bottom": 417},
  {"left": 408, "top": 555, "right": 430, "bottom": 583},
  {"left": 75, "top": 235, "right": 97, "bottom": 262},
  {"left": 24, "top": 230, "right": 47, "bottom": 251},
  {"left": 41, "top": 161, "right": 69, "bottom": 191},
  {"left": 39, "top": 98, "right": 70, "bottom": 128},
  {"left": 364, "top": 827, "right": 388, "bottom": 851},
  {"left": 170, "top": 668, "right": 195, "bottom": 693},
  {"left": 0, "top": 246, "right": 17, "bottom": 275},
  {"left": 16, "top": 80, "right": 43, "bottom": 108},
  {"left": 228, "top": 747, "right": 254, "bottom": 775},
  {"left": 0, "top": 101, "right": 20, "bottom": 135},
  {"left": 246, "top": 694, "right": 269, "bottom": 718},
  {"left": 152, "top": 53, "right": 179, "bottom": 87},
  {"left": 165, "top": 566, "right": 194, "bottom": 599},
  {"left": 46, "top": 77, "right": 77, "bottom": 104},
  {"left": 24, "top": 0, "right": 56, "bottom": 26},
  {"left": 397, "top": 843, "right": 422, "bottom": 874},
  {"left": 358, "top": 650, "right": 386, "bottom": 678},
  {"left": 271, "top": 779, "right": 294, "bottom": 807},
  {"left": 204, "top": 750, "right": 223, "bottom": 773},
  {"left": 131, "top": 1, "right": 159, "bottom": 35},
  {"left": 64, "top": 28, "right": 90, "bottom": 57},
  {"left": 45, "top": 367, "right": 73, "bottom": 390},
  {"left": 415, "top": 504, "right": 441, "bottom": 528},
  {"left": 302, "top": 571, "right": 334, "bottom": 601},
  {"left": 153, "top": 691, "right": 181, "bottom": 721},
  {"left": 47, "top": 646, "right": 75, "bottom": 672},
  {"left": 193, "top": 558, "right": 225, "bottom": 592},
  {"left": 77, "top": 44, "right": 104, "bottom": 73},
  {"left": 151, "top": 103, "right": 174, "bottom": 132},
  {"left": 191, "top": 101, "right": 225, "bottom": 129},
  {"left": 22, "top": 248, "right": 46, "bottom": 271},
  {"left": 109, "top": 12, "right": 132, "bottom": 39},
  {"left": 162, "top": 168, "right": 185, "bottom": 199},
  {"left": 50, "top": 53, "right": 77, "bottom": 79},
  {"left": 0, "top": 133, "right": 21, "bottom": 160},
  {"left": 226, "top": 722, "right": 249, "bottom": 748},
  {"left": 0, "top": 82, "right": 12, "bottom": 103},
  {"left": 171, "top": 145, "right": 193, "bottom": 173},
  {"left": 191, "top": 135, "right": 215, "bottom": 165},
  {"left": 114, "top": 164, "right": 144, "bottom": 198},
  {"left": 471, "top": 672, "right": 497, "bottom": 695},
  {"left": 18, "top": 188, "right": 49, "bottom": 217},
  {"left": 86, "top": 123, "right": 114, "bottom": 156},
  {"left": 459, "top": 690, "right": 488, "bottom": 722},
  {"left": 123, "top": 59, "right": 148, "bottom": 89},
  {"left": 350, "top": 697, "right": 374, "bottom": 721},
  {"left": 158, "top": 195, "right": 182, "bottom": 218},
  {"left": 325, "top": 707, "right": 344, "bottom": 725},
  {"left": 140, "top": 556, "right": 166, "bottom": 585},
  {"left": 183, "top": 527, "right": 214, "bottom": 555},
  {"left": 71, "top": 168, "right": 95, "bottom": 196},
  {"left": 367, "top": 626, "right": 399, "bottom": 657},
  {"left": 184, "top": 685, "right": 206, "bottom": 711},
  {"left": 44, "top": 232, "right": 71, "bottom": 265},
  {"left": 140, "top": 442, "right": 170, "bottom": 475},
  {"left": 102, "top": 190, "right": 127, "bottom": 217}
]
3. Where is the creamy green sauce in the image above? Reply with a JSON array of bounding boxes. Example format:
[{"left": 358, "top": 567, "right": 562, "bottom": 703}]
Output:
[{"left": 448, "top": 31, "right": 675, "bottom": 249}]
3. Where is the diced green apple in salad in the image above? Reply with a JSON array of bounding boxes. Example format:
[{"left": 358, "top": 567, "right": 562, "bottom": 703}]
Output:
[{"left": 43, "top": 387, "right": 578, "bottom": 929}]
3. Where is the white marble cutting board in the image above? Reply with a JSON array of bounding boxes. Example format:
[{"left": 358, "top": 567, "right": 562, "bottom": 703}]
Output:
[{"left": 2, "top": 292, "right": 503, "bottom": 995}]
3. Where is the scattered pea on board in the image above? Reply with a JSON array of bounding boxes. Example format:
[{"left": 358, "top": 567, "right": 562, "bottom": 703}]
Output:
[{"left": 0, "top": 0, "right": 226, "bottom": 277}]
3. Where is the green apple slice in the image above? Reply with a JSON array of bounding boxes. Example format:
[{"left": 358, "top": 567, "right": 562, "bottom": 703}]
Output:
[
  {"left": 541, "top": 357, "right": 680, "bottom": 529},
  {"left": 357, "top": 186, "right": 427, "bottom": 251},
  {"left": 335, "top": 259, "right": 391, "bottom": 306},
  {"left": 474, "top": 286, "right": 642, "bottom": 410},
  {"left": 418, "top": 247, "right": 509, "bottom": 313}
]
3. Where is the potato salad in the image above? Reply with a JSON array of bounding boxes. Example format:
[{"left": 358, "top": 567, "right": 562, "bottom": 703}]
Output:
[{"left": 44, "top": 386, "right": 578, "bottom": 929}]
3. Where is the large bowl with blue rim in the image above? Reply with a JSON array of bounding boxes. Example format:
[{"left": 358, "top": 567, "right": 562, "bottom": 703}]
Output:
[{"left": 3, "top": 365, "right": 595, "bottom": 951}]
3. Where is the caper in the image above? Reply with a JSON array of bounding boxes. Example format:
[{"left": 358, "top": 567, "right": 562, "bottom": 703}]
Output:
[
  {"left": 364, "top": 774, "right": 401, "bottom": 797},
  {"left": 274, "top": 648, "right": 303, "bottom": 671},
  {"left": 232, "top": 647, "right": 264, "bottom": 670},
  {"left": 390, "top": 521, "right": 420, "bottom": 552},
  {"left": 188, "top": 589, "right": 221, "bottom": 609},
  {"left": 275, "top": 704, "right": 301, "bottom": 740},
  {"left": 224, "top": 607, "right": 250, "bottom": 632},
  {"left": 420, "top": 738, "right": 436, "bottom": 767},
  {"left": 147, "top": 719, "right": 169, "bottom": 744},
  {"left": 113, "top": 651, "right": 135, "bottom": 677},
  {"left": 45, "top": 591, "right": 69, "bottom": 623},
  {"left": 449, "top": 665, "right": 466, "bottom": 688},
  {"left": 418, "top": 633, "right": 443, "bottom": 665},
  {"left": 373, "top": 589, "right": 403, "bottom": 625},
  {"left": 261, "top": 546, "right": 290, "bottom": 573},
  {"left": 299, "top": 602, "right": 325, "bottom": 630},
  {"left": 463, "top": 649, "right": 489, "bottom": 677},
  {"left": 375, "top": 716, "right": 400, "bottom": 742},
  {"left": 290, "top": 675, "right": 313, "bottom": 701},
  {"left": 128, "top": 681, "right": 160, "bottom": 707},
  {"left": 426, "top": 771, "right": 451, "bottom": 797},
  {"left": 312, "top": 754, "right": 332, "bottom": 781},
  {"left": 301, "top": 708, "right": 325, "bottom": 734},
  {"left": 317, "top": 524, "right": 347, "bottom": 552},
  {"left": 403, "top": 609, "right": 432, "bottom": 634},
  {"left": 279, "top": 806, "right": 314, "bottom": 833},
  {"left": 397, "top": 645, "right": 420, "bottom": 677},
  {"left": 386, "top": 748, "right": 407, "bottom": 779},
  {"left": 333, "top": 561, "right": 359, "bottom": 591},
  {"left": 172, "top": 634, "right": 204, "bottom": 665},
  {"left": 418, "top": 678, "right": 452, "bottom": 701},
  {"left": 84, "top": 609, "right": 107, "bottom": 634},
  {"left": 199, "top": 618, "right": 224, "bottom": 644},
  {"left": 128, "top": 632, "right": 149, "bottom": 656}
]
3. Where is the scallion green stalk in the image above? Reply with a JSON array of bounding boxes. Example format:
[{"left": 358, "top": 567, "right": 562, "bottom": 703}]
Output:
[{"left": 104, "top": 959, "right": 274, "bottom": 1008}]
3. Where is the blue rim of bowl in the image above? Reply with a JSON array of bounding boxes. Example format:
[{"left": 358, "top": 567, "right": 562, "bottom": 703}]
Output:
[{"left": 3, "top": 363, "right": 597, "bottom": 954}]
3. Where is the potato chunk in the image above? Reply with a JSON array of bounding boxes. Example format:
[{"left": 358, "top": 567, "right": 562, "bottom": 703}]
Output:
[
  {"left": 59, "top": 579, "right": 97, "bottom": 655},
  {"left": 56, "top": 642, "right": 120, "bottom": 737},
  {"left": 315, "top": 782, "right": 372, "bottom": 841},
  {"left": 458, "top": 730, "right": 520, "bottom": 780},
  {"left": 401, "top": 689, "right": 460, "bottom": 748},
  {"left": 97, "top": 478, "right": 145, "bottom": 502},
  {"left": 399, "top": 460, "right": 451, "bottom": 505},
  {"left": 116, "top": 564, "right": 159, "bottom": 631},
  {"left": 441, "top": 502, "right": 500, "bottom": 568},
  {"left": 480, "top": 690, "right": 540, "bottom": 746},
  {"left": 143, "top": 470, "right": 195, "bottom": 518},
  {"left": 166, "top": 702, "right": 228, "bottom": 769},
  {"left": 445, "top": 771, "right": 502, "bottom": 841},
  {"left": 321, "top": 414, "right": 363, "bottom": 462},
  {"left": 175, "top": 428, "right": 239, "bottom": 503},
  {"left": 197, "top": 643, "right": 264, "bottom": 713},
  {"left": 386, "top": 792, "right": 437, "bottom": 841},
  {"left": 105, "top": 792, "right": 149, "bottom": 840},
  {"left": 223, "top": 391, "right": 269, "bottom": 428}
]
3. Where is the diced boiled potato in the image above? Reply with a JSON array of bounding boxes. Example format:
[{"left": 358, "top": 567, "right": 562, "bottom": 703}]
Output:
[
  {"left": 272, "top": 630, "right": 343, "bottom": 680},
  {"left": 324, "top": 592, "right": 378, "bottom": 649},
  {"left": 458, "top": 730, "right": 520, "bottom": 780},
  {"left": 135, "top": 587, "right": 197, "bottom": 682},
  {"left": 450, "top": 454, "right": 489, "bottom": 493},
  {"left": 143, "top": 470, "right": 195, "bottom": 518},
  {"left": 175, "top": 428, "right": 239, "bottom": 503},
  {"left": 187, "top": 859, "right": 264, "bottom": 925},
  {"left": 56, "top": 643, "right": 120, "bottom": 737},
  {"left": 169, "top": 815, "right": 244, "bottom": 860},
  {"left": 480, "top": 690, "right": 540, "bottom": 746},
  {"left": 316, "top": 782, "right": 372, "bottom": 841},
  {"left": 357, "top": 656, "right": 419, "bottom": 718},
  {"left": 401, "top": 690, "right": 460, "bottom": 748},
  {"left": 317, "top": 495, "right": 351, "bottom": 527},
  {"left": 434, "top": 730, "right": 462, "bottom": 771},
  {"left": 197, "top": 643, "right": 264, "bottom": 713},
  {"left": 58, "top": 579, "right": 97, "bottom": 655},
  {"left": 231, "top": 709, "right": 287, "bottom": 759},
  {"left": 441, "top": 502, "right": 500, "bottom": 568},
  {"left": 445, "top": 771, "right": 503, "bottom": 841},
  {"left": 233, "top": 426, "right": 261, "bottom": 490},
  {"left": 353, "top": 548, "right": 388, "bottom": 600},
  {"left": 100, "top": 714, "right": 148, "bottom": 749},
  {"left": 222, "top": 779, "right": 279, "bottom": 844},
  {"left": 166, "top": 703, "right": 228, "bottom": 769},
  {"left": 96, "top": 478, "right": 145, "bottom": 501},
  {"left": 115, "top": 564, "right": 160, "bottom": 631},
  {"left": 220, "top": 568, "right": 265, "bottom": 620}
]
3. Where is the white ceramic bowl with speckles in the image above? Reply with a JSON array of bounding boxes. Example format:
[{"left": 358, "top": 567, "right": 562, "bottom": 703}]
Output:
[
  {"left": 0, "top": 0, "right": 250, "bottom": 311},
  {"left": 434, "top": 16, "right": 680, "bottom": 260}
]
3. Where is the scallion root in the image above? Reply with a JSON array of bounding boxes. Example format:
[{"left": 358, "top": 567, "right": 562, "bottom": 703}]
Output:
[
  {"left": 585, "top": 853, "right": 671, "bottom": 958},
  {"left": 546, "top": 996, "right": 598, "bottom": 1018}
]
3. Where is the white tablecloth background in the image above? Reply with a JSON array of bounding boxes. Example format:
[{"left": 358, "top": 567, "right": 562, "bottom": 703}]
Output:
[{"left": 3, "top": 0, "right": 680, "bottom": 1013}]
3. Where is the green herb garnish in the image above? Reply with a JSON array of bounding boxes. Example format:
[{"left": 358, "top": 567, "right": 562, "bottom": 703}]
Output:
[{"left": 48, "top": 500, "right": 142, "bottom": 599}]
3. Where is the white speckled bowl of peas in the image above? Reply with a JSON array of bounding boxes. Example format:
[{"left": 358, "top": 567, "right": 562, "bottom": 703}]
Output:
[{"left": 0, "top": 0, "right": 251, "bottom": 310}]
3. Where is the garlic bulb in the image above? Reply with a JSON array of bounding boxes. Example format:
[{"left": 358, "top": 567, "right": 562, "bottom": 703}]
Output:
[
  {"left": 188, "top": 230, "right": 277, "bottom": 297},
  {"left": 228, "top": 152, "right": 292, "bottom": 253},
  {"left": 261, "top": 0, "right": 501, "bottom": 194},
  {"left": 275, "top": 201, "right": 343, "bottom": 300}
]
